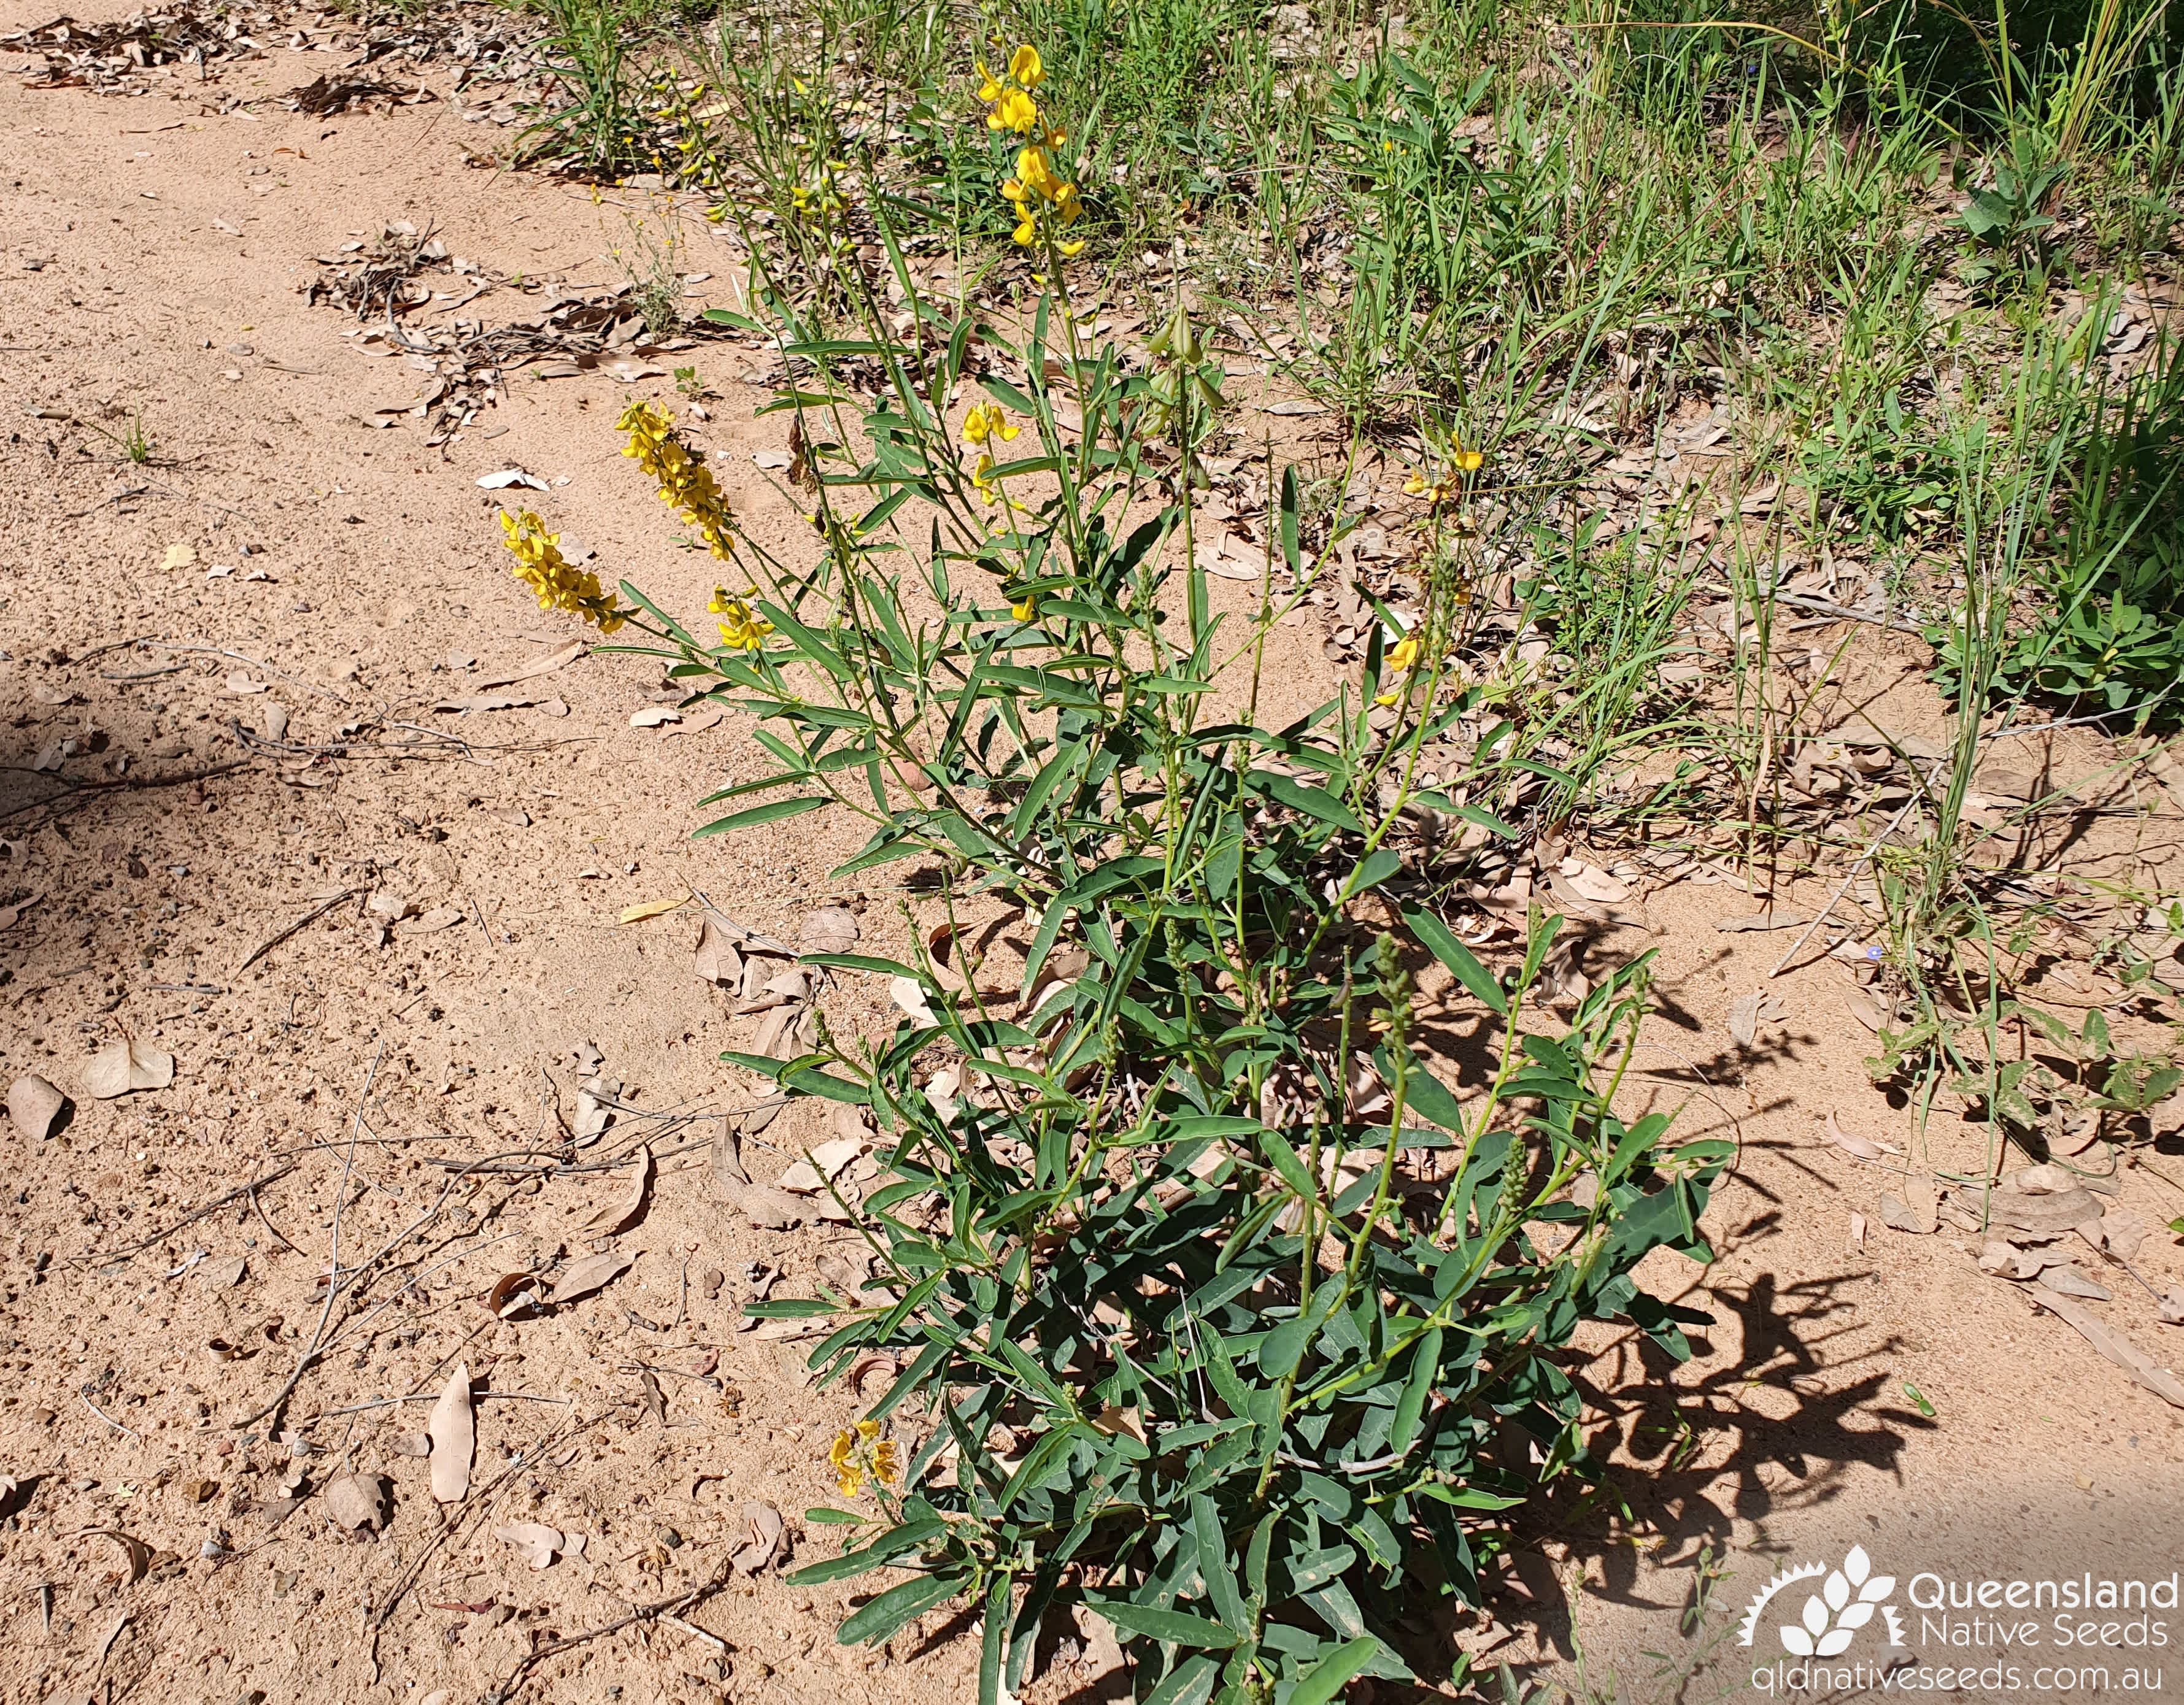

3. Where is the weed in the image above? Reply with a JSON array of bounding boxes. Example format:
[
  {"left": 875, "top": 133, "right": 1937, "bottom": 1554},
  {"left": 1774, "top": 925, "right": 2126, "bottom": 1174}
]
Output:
[{"left": 503, "top": 38, "right": 1732, "bottom": 1694}]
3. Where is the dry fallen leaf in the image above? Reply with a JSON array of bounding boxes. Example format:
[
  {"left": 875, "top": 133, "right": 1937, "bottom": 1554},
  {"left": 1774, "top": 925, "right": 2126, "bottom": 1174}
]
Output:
[
  {"left": 1877, "top": 1193, "right": 1931, "bottom": 1235},
  {"left": 778, "top": 1137, "right": 865, "bottom": 1194},
  {"left": 161, "top": 542, "right": 198, "bottom": 571},
  {"left": 801, "top": 906, "right": 860, "bottom": 955},
  {"left": 427, "top": 1364, "right": 474, "bottom": 1503},
  {"left": 2038, "top": 1292, "right": 2184, "bottom": 1407},
  {"left": 890, "top": 976, "right": 936, "bottom": 1026},
  {"left": 388, "top": 1432, "right": 433, "bottom": 1457},
  {"left": 693, "top": 916, "right": 744, "bottom": 986},
  {"left": 2039, "top": 1266, "right": 2113, "bottom": 1301},
  {"left": 552, "top": 1250, "right": 635, "bottom": 1304},
  {"left": 576, "top": 1145, "right": 651, "bottom": 1239},
  {"left": 1714, "top": 912, "right": 1807, "bottom": 932},
  {"left": 630, "top": 707, "right": 682, "bottom": 728},
  {"left": 494, "top": 1521, "right": 565, "bottom": 1569},
  {"left": 485, "top": 1272, "right": 544, "bottom": 1320},
  {"left": 6, "top": 1074, "right": 68, "bottom": 1139},
  {"left": 324, "top": 1472, "right": 388, "bottom": 1533},
  {"left": 2010, "top": 1163, "right": 2074, "bottom": 1196},
  {"left": 711, "top": 1118, "right": 805, "bottom": 1228},
  {"left": 728, "top": 1501, "right": 785, "bottom": 1574},
  {"left": 1823, "top": 1113, "right": 1884, "bottom": 1160},
  {"left": 2162, "top": 1290, "right": 2184, "bottom": 1326},
  {"left": 619, "top": 893, "right": 692, "bottom": 925},
  {"left": 1559, "top": 861, "right": 1630, "bottom": 904},
  {"left": 81, "top": 1038, "right": 174, "bottom": 1100},
  {"left": 399, "top": 906, "right": 466, "bottom": 936},
  {"left": 0, "top": 893, "right": 41, "bottom": 932}
]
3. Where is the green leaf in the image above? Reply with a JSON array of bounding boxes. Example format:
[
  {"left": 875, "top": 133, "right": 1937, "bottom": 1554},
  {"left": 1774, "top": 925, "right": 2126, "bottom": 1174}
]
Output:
[
  {"left": 1083, "top": 1600, "right": 1241, "bottom": 1650},
  {"left": 1249, "top": 771, "right": 1366, "bottom": 834},
  {"left": 1143, "top": 1655, "right": 1221, "bottom": 1705},
  {"left": 693, "top": 795, "right": 833, "bottom": 838},
  {"left": 1290, "top": 1638, "right": 1384, "bottom": 1705},
  {"left": 1346, "top": 847, "right": 1405, "bottom": 896},
  {"left": 1390, "top": 1328, "right": 1442, "bottom": 1452},
  {"left": 838, "top": 1571, "right": 961, "bottom": 1645},
  {"left": 1402, "top": 906, "right": 1507, "bottom": 1015},
  {"left": 798, "top": 953, "right": 925, "bottom": 979}
]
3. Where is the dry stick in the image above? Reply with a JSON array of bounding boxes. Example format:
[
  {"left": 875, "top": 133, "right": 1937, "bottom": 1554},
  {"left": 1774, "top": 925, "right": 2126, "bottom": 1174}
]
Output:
[
  {"left": 1766, "top": 795, "right": 1922, "bottom": 979},
  {"left": 234, "top": 1044, "right": 382, "bottom": 1430},
  {"left": 236, "top": 887, "right": 363, "bottom": 976},
  {"left": 71, "top": 1164, "right": 299, "bottom": 1264},
  {"left": 250, "top": 1180, "right": 302, "bottom": 1255},
  {"left": 319, "top": 1389, "right": 571, "bottom": 1418},
  {"left": 0, "top": 761, "right": 251, "bottom": 822},
  {"left": 485, "top": 1566, "right": 738, "bottom": 1705},
  {"left": 151, "top": 641, "right": 350, "bottom": 704}
]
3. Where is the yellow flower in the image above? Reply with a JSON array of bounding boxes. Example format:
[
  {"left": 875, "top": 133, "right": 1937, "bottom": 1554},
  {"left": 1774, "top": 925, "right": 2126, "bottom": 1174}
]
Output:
[
  {"left": 1009, "top": 44, "right": 1043, "bottom": 87},
  {"left": 708, "top": 585, "right": 773, "bottom": 652},
  {"left": 975, "top": 58, "right": 1003, "bottom": 102},
  {"left": 827, "top": 1419, "right": 896, "bottom": 1498},
  {"left": 1455, "top": 445, "right": 1484, "bottom": 472},
  {"left": 1011, "top": 594, "right": 1038, "bottom": 621},
  {"left": 500, "top": 510, "right": 627, "bottom": 633},
  {"left": 987, "top": 87, "right": 1040, "bottom": 134},
  {"left": 1374, "top": 633, "right": 1424, "bottom": 706},
  {"left": 963, "top": 401, "right": 1018, "bottom": 446},
  {"left": 971, "top": 451, "right": 1001, "bottom": 504}
]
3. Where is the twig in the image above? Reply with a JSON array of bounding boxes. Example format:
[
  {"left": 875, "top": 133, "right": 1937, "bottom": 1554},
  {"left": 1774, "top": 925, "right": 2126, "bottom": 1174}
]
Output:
[
  {"left": 251, "top": 1180, "right": 301, "bottom": 1254},
  {"left": 1767, "top": 795, "right": 1921, "bottom": 979},
  {"left": 71, "top": 1164, "right": 299, "bottom": 1263},
  {"left": 150, "top": 641, "right": 350, "bottom": 704},
  {"left": 234, "top": 1044, "right": 381, "bottom": 1429},
  {"left": 80, "top": 1390, "right": 141, "bottom": 1439},
  {"left": 66, "top": 487, "right": 148, "bottom": 520},
  {"left": 318, "top": 1390, "right": 572, "bottom": 1417},
  {"left": 236, "top": 887, "right": 363, "bottom": 976},
  {"left": 485, "top": 1567, "right": 736, "bottom": 1704}
]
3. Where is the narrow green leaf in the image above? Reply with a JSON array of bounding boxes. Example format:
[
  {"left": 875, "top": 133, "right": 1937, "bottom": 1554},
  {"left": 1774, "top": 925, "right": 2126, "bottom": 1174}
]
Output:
[
  {"left": 838, "top": 1571, "right": 960, "bottom": 1645},
  {"left": 1290, "top": 1638, "right": 1384, "bottom": 1705},
  {"left": 1402, "top": 905, "right": 1508, "bottom": 1015},
  {"left": 1084, "top": 1601, "right": 1240, "bottom": 1650},
  {"left": 693, "top": 795, "right": 832, "bottom": 838}
]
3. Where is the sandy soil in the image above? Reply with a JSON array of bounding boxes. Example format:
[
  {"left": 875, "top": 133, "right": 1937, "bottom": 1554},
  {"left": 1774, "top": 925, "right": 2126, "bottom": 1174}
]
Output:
[{"left": 5, "top": 14, "right": 2184, "bottom": 1705}]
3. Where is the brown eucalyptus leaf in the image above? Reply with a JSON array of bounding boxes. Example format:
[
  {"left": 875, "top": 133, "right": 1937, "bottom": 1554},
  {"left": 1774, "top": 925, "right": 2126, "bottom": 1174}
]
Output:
[
  {"left": 1559, "top": 861, "right": 1629, "bottom": 903},
  {"left": 81, "top": 1038, "right": 174, "bottom": 1099},
  {"left": 2038, "top": 1292, "right": 2184, "bottom": 1407},
  {"left": 427, "top": 1364, "right": 475, "bottom": 1503},
  {"left": 325, "top": 1472, "right": 388, "bottom": 1532},
  {"left": 387, "top": 1433, "right": 432, "bottom": 1457},
  {"left": 551, "top": 1250, "right": 634, "bottom": 1305},
  {"left": 1824, "top": 1113, "right": 1885, "bottom": 1160},
  {"left": 1877, "top": 1193, "right": 1931, "bottom": 1235},
  {"left": 494, "top": 1520, "right": 564, "bottom": 1569},
  {"left": 576, "top": 1145, "right": 650, "bottom": 1240},
  {"left": 6, "top": 1074, "right": 68, "bottom": 1139}
]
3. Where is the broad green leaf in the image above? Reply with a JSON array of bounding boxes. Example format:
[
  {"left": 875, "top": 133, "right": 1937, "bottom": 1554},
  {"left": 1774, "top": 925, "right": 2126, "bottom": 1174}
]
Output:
[
  {"left": 1289, "top": 1638, "right": 1384, "bottom": 1705},
  {"left": 1084, "top": 1600, "right": 1240, "bottom": 1650},
  {"left": 693, "top": 795, "right": 833, "bottom": 838}
]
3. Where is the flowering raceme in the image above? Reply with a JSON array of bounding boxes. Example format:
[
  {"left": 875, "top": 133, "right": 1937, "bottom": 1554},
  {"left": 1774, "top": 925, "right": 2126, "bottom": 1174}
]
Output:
[
  {"left": 617, "top": 399, "right": 738, "bottom": 562},
  {"left": 708, "top": 584, "right": 773, "bottom": 653},
  {"left": 500, "top": 510, "right": 627, "bottom": 633},
  {"left": 828, "top": 1419, "right": 900, "bottom": 1497},
  {"left": 978, "top": 43, "right": 1085, "bottom": 256}
]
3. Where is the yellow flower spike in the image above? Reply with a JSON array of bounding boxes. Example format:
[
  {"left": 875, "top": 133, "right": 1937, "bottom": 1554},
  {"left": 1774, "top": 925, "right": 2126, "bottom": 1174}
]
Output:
[{"left": 1009, "top": 44, "right": 1043, "bottom": 87}]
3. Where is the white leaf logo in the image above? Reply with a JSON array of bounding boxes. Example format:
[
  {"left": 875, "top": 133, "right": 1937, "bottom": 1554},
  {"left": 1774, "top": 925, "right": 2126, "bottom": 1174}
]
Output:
[
  {"left": 1780, "top": 1625, "right": 1815, "bottom": 1657},
  {"left": 1845, "top": 1545, "right": 1871, "bottom": 1587},
  {"left": 1824, "top": 1570, "right": 1850, "bottom": 1611}
]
